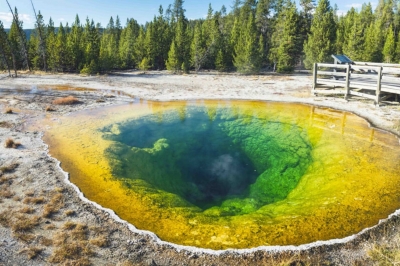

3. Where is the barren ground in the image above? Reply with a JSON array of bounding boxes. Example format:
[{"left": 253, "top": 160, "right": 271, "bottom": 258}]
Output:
[{"left": 1, "top": 70, "right": 400, "bottom": 265}]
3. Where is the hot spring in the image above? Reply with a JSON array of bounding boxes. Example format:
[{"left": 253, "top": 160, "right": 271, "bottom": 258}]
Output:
[{"left": 43, "top": 100, "right": 400, "bottom": 250}]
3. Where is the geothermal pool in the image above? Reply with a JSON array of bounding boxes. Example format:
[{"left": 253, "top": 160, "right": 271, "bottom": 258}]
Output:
[{"left": 43, "top": 100, "right": 400, "bottom": 250}]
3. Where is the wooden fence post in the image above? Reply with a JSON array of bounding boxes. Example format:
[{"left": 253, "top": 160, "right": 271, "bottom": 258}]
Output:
[
  {"left": 312, "top": 63, "right": 317, "bottom": 95},
  {"left": 345, "top": 64, "right": 351, "bottom": 100},
  {"left": 375, "top": 66, "right": 383, "bottom": 105}
]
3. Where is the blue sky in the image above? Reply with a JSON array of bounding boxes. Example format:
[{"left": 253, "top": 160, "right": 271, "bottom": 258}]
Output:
[{"left": 0, "top": 0, "right": 374, "bottom": 29}]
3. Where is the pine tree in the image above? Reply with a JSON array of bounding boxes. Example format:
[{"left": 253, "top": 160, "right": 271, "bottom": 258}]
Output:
[
  {"left": 270, "top": 0, "right": 301, "bottom": 73},
  {"left": 173, "top": 0, "right": 186, "bottom": 21},
  {"left": 299, "top": 0, "right": 315, "bottom": 64},
  {"left": 166, "top": 17, "right": 189, "bottom": 72},
  {"left": 28, "top": 29, "right": 41, "bottom": 69},
  {"left": 99, "top": 17, "right": 119, "bottom": 71},
  {"left": 139, "top": 57, "right": 150, "bottom": 71},
  {"left": 54, "top": 23, "right": 67, "bottom": 71},
  {"left": 115, "top": 16, "right": 122, "bottom": 42},
  {"left": 364, "top": 22, "right": 384, "bottom": 62},
  {"left": 201, "top": 4, "right": 219, "bottom": 69},
  {"left": 232, "top": 0, "right": 243, "bottom": 18},
  {"left": 383, "top": 25, "right": 396, "bottom": 62},
  {"left": 233, "top": 13, "right": 261, "bottom": 74},
  {"left": 303, "top": 0, "right": 336, "bottom": 68},
  {"left": 152, "top": 6, "right": 171, "bottom": 69},
  {"left": 396, "top": 33, "right": 400, "bottom": 62},
  {"left": 28, "top": 9, "right": 47, "bottom": 71},
  {"left": 175, "top": 19, "right": 190, "bottom": 68},
  {"left": 0, "top": 21, "right": 13, "bottom": 76},
  {"left": 144, "top": 23, "right": 156, "bottom": 69},
  {"left": 134, "top": 27, "right": 146, "bottom": 66},
  {"left": 8, "top": 9, "right": 25, "bottom": 69},
  {"left": 166, "top": 41, "right": 179, "bottom": 71},
  {"left": 82, "top": 18, "right": 100, "bottom": 73},
  {"left": 343, "top": 12, "right": 365, "bottom": 60},
  {"left": 255, "top": 0, "right": 274, "bottom": 65},
  {"left": 191, "top": 22, "right": 206, "bottom": 71},
  {"left": 335, "top": 17, "right": 345, "bottom": 54},
  {"left": 360, "top": 3, "right": 374, "bottom": 26},
  {"left": 66, "top": 15, "right": 84, "bottom": 72},
  {"left": 394, "top": 1, "right": 400, "bottom": 35},
  {"left": 7, "top": 6, "right": 30, "bottom": 71},
  {"left": 214, "top": 9, "right": 233, "bottom": 71},
  {"left": 46, "top": 18, "right": 57, "bottom": 71},
  {"left": 119, "top": 18, "right": 139, "bottom": 69},
  {"left": 256, "top": 0, "right": 273, "bottom": 34},
  {"left": 375, "top": 0, "right": 394, "bottom": 30}
]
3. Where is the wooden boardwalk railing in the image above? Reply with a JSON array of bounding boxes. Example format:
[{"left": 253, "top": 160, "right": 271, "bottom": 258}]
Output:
[{"left": 312, "top": 63, "right": 400, "bottom": 104}]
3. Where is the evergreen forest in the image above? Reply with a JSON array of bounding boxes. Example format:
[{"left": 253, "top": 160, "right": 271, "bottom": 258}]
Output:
[{"left": 1, "top": 0, "right": 400, "bottom": 75}]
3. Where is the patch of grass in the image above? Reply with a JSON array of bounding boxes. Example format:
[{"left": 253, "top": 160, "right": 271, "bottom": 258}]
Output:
[
  {"left": 5, "top": 108, "right": 13, "bottom": 114},
  {"left": 42, "top": 193, "right": 64, "bottom": 218},
  {"left": 59, "top": 222, "right": 89, "bottom": 242},
  {"left": 367, "top": 237, "right": 400, "bottom": 265},
  {"left": 64, "top": 210, "right": 75, "bottom": 217},
  {"left": 52, "top": 96, "right": 80, "bottom": 105},
  {"left": 53, "top": 231, "right": 69, "bottom": 246},
  {"left": 49, "top": 242, "right": 92, "bottom": 263},
  {"left": 71, "top": 224, "right": 88, "bottom": 241},
  {"left": 23, "top": 196, "right": 45, "bottom": 204},
  {"left": 19, "top": 246, "right": 44, "bottom": 259},
  {"left": 45, "top": 106, "right": 55, "bottom": 112},
  {"left": 89, "top": 235, "right": 109, "bottom": 248},
  {"left": 24, "top": 189, "right": 35, "bottom": 197},
  {"left": 96, "top": 99, "right": 105, "bottom": 103},
  {"left": 0, "top": 163, "right": 19, "bottom": 174},
  {"left": 0, "top": 211, "right": 11, "bottom": 227},
  {"left": 4, "top": 138, "right": 21, "bottom": 149},
  {"left": 117, "top": 261, "right": 136, "bottom": 266},
  {"left": 12, "top": 215, "right": 40, "bottom": 233},
  {"left": 44, "top": 224, "right": 56, "bottom": 230},
  {"left": 14, "top": 233, "right": 36, "bottom": 243},
  {"left": 63, "top": 221, "right": 78, "bottom": 231},
  {"left": 0, "top": 175, "right": 12, "bottom": 185},
  {"left": 0, "top": 121, "right": 12, "bottom": 128},
  {"left": 0, "top": 188, "right": 15, "bottom": 198},
  {"left": 60, "top": 258, "right": 91, "bottom": 266},
  {"left": 39, "top": 236, "right": 53, "bottom": 246},
  {"left": 19, "top": 206, "right": 34, "bottom": 214},
  {"left": 13, "top": 195, "right": 21, "bottom": 201},
  {"left": 42, "top": 204, "right": 57, "bottom": 218},
  {"left": 89, "top": 226, "right": 105, "bottom": 235}
]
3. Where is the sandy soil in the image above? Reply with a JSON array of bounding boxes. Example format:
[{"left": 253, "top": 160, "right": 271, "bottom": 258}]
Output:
[{"left": 0, "top": 70, "right": 400, "bottom": 265}]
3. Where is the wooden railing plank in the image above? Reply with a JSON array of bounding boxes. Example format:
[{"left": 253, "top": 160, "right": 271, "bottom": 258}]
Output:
[{"left": 318, "top": 71, "right": 347, "bottom": 76}]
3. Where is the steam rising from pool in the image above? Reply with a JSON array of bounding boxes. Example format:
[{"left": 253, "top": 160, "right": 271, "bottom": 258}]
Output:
[{"left": 43, "top": 100, "right": 400, "bottom": 250}]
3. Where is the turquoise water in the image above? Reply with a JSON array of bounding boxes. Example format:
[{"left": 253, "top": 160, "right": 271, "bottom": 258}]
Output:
[{"left": 102, "top": 107, "right": 312, "bottom": 214}]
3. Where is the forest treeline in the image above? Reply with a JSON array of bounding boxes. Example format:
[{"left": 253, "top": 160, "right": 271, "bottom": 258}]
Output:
[{"left": 1, "top": 0, "right": 400, "bottom": 75}]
